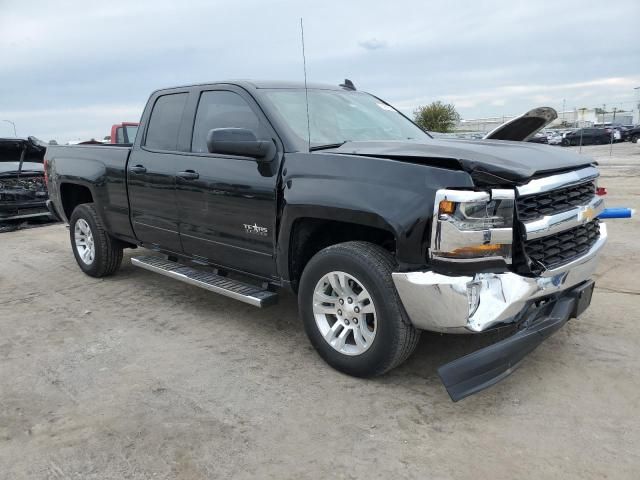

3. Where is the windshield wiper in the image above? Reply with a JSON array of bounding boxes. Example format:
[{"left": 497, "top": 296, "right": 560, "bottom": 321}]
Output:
[{"left": 309, "top": 141, "right": 348, "bottom": 152}]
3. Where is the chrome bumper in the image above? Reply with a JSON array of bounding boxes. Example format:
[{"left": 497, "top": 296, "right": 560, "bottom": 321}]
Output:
[{"left": 392, "top": 223, "right": 607, "bottom": 333}]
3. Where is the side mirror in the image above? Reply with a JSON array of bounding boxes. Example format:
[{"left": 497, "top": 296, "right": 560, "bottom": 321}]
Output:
[{"left": 206, "top": 128, "right": 276, "bottom": 162}]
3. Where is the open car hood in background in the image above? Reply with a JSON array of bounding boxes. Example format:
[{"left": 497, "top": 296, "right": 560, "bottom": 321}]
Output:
[
  {"left": 0, "top": 137, "right": 47, "bottom": 175},
  {"left": 483, "top": 107, "right": 558, "bottom": 141}
]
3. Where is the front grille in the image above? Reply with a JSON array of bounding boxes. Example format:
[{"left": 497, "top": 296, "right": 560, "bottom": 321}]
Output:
[
  {"left": 516, "top": 181, "right": 595, "bottom": 222},
  {"left": 524, "top": 220, "right": 600, "bottom": 273}
]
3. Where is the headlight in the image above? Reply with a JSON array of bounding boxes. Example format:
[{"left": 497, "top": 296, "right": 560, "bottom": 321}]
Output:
[{"left": 430, "top": 189, "right": 514, "bottom": 262}]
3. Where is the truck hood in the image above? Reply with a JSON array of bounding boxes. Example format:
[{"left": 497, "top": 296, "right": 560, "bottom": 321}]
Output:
[
  {"left": 483, "top": 107, "right": 557, "bottom": 141},
  {"left": 326, "top": 138, "right": 594, "bottom": 183}
]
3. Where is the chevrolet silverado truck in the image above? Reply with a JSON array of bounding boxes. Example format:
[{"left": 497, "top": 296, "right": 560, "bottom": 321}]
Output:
[{"left": 45, "top": 80, "right": 607, "bottom": 401}]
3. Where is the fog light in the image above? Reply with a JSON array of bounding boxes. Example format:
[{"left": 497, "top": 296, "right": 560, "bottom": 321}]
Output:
[{"left": 467, "top": 283, "right": 481, "bottom": 317}]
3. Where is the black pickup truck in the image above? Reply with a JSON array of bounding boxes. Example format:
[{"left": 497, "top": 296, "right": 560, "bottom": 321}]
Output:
[{"left": 46, "top": 80, "right": 607, "bottom": 401}]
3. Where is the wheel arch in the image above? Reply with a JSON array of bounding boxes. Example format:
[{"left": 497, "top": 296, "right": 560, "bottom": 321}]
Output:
[
  {"left": 278, "top": 209, "right": 398, "bottom": 291},
  {"left": 60, "top": 182, "right": 95, "bottom": 220}
]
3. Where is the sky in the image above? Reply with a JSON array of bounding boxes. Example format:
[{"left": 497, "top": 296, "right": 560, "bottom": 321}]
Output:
[{"left": 1, "top": 0, "right": 639, "bottom": 142}]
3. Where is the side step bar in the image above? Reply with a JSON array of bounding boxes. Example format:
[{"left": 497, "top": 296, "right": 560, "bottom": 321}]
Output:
[{"left": 131, "top": 255, "right": 278, "bottom": 307}]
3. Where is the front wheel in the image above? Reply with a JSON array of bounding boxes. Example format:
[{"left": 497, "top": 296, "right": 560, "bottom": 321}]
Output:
[
  {"left": 298, "top": 241, "right": 420, "bottom": 377},
  {"left": 69, "top": 203, "right": 123, "bottom": 277}
]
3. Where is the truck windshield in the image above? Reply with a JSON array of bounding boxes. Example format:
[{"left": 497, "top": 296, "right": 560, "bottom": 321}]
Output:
[{"left": 262, "top": 89, "right": 429, "bottom": 148}]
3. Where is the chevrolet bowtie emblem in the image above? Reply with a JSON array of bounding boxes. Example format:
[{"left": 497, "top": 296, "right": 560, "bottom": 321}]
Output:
[{"left": 582, "top": 206, "right": 596, "bottom": 222}]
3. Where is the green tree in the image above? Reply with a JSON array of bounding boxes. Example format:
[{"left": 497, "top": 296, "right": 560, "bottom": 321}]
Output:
[{"left": 413, "top": 101, "right": 461, "bottom": 133}]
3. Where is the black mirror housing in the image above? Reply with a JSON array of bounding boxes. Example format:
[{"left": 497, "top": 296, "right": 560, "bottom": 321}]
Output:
[{"left": 206, "top": 128, "right": 275, "bottom": 162}]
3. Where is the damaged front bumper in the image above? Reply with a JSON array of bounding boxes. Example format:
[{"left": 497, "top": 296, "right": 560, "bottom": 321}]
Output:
[
  {"left": 392, "top": 223, "right": 607, "bottom": 400},
  {"left": 437, "top": 281, "right": 594, "bottom": 401}
]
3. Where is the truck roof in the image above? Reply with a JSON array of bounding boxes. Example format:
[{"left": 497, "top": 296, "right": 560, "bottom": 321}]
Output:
[{"left": 152, "top": 80, "right": 347, "bottom": 94}]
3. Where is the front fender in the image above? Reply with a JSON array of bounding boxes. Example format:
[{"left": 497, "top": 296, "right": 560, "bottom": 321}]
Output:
[{"left": 276, "top": 152, "right": 473, "bottom": 278}]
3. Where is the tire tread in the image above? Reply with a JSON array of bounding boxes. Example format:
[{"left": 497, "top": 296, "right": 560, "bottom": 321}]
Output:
[
  {"left": 300, "top": 241, "right": 420, "bottom": 376},
  {"left": 70, "top": 203, "right": 123, "bottom": 277}
]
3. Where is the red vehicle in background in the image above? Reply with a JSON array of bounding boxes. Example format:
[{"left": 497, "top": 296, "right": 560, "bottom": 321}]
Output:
[{"left": 110, "top": 122, "right": 139, "bottom": 144}]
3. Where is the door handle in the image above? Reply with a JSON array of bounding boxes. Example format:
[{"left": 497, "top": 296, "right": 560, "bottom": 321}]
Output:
[
  {"left": 129, "top": 165, "right": 147, "bottom": 174},
  {"left": 177, "top": 170, "right": 199, "bottom": 180}
]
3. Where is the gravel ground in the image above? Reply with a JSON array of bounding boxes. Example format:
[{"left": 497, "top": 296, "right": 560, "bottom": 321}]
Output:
[{"left": 1, "top": 142, "right": 639, "bottom": 479}]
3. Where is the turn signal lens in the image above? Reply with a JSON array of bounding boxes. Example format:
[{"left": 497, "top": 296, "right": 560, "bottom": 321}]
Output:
[
  {"left": 596, "top": 187, "right": 607, "bottom": 196},
  {"left": 452, "top": 244, "right": 504, "bottom": 255},
  {"left": 439, "top": 200, "right": 456, "bottom": 215},
  {"left": 438, "top": 244, "right": 509, "bottom": 259}
]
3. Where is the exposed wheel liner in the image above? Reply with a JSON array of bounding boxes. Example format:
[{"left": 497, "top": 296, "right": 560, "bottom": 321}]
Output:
[{"left": 298, "top": 241, "right": 420, "bottom": 377}]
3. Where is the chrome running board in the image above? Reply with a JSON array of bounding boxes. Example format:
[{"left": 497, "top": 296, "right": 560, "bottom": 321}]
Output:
[{"left": 131, "top": 255, "right": 278, "bottom": 307}]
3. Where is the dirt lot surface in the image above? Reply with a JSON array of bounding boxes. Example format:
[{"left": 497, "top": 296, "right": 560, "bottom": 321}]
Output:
[{"left": 1, "top": 143, "right": 639, "bottom": 479}]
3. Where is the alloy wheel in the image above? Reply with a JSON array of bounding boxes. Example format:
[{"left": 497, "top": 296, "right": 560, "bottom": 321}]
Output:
[
  {"left": 74, "top": 219, "right": 95, "bottom": 265},
  {"left": 312, "top": 271, "right": 377, "bottom": 356}
]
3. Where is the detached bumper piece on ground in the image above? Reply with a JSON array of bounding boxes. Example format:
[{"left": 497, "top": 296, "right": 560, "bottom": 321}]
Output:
[{"left": 438, "top": 281, "right": 594, "bottom": 402}]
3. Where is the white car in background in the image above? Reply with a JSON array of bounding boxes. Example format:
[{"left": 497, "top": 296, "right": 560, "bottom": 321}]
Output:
[{"left": 547, "top": 131, "right": 563, "bottom": 145}]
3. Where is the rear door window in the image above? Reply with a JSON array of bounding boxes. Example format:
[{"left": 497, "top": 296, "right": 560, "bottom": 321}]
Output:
[
  {"left": 144, "top": 93, "right": 188, "bottom": 151},
  {"left": 191, "top": 91, "right": 262, "bottom": 153}
]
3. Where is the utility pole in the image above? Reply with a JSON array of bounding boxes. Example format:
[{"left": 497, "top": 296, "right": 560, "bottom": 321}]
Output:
[
  {"left": 635, "top": 87, "right": 640, "bottom": 124},
  {"left": 562, "top": 98, "right": 566, "bottom": 125},
  {"left": 602, "top": 104, "right": 606, "bottom": 125},
  {"left": 610, "top": 107, "right": 616, "bottom": 156},
  {"left": 2, "top": 120, "right": 17, "bottom": 137}
]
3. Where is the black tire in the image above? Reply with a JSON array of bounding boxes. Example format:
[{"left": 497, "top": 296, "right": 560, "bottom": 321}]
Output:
[
  {"left": 298, "top": 241, "right": 420, "bottom": 377},
  {"left": 69, "top": 203, "right": 123, "bottom": 277},
  {"left": 632, "top": 134, "right": 639, "bottom": 144}
]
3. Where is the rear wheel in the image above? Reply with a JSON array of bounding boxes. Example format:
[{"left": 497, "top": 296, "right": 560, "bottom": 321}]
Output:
[
  {"left": 632, "top": 134, "right": 639, "bottom": 144},
  {"left": 69, "top": 203, "right": 123, "bottom": 277},
  {"left": 298, "top": 241, "right": 420, "bottom": 377}
]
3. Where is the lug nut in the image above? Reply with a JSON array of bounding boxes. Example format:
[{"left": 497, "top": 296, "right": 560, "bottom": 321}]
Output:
[
  {"left": 354, "top": 306, "right": 360, "bottom": 313},
  {"left": 339, "top": 299, "right": 344, "bottom": 305},
  {"left": 353, "top": 318, "right": 358, "bottom": 324},
  {"left": 347, "top": 297, "right": 353, "bottom": 304},
  {"left": 344, "top": 319, "right": 350, "bottom": 325},
  {"left": 337, "top": 309, "right": 342, "bottom": 316}
]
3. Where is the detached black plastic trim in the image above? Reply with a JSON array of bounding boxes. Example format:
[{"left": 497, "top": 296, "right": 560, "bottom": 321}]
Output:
[{"left": 437, "top": 283, "right": 591, "bottom": 402}]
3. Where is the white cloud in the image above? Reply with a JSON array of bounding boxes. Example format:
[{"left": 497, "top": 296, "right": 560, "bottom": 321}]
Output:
[{"left": 358, "top": 38, "right": 388, "bottom": 50}]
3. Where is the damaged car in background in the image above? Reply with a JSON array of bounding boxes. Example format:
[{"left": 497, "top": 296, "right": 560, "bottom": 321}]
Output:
[{"left": 0, "top": 136, "right": 54, "bottom": 231}]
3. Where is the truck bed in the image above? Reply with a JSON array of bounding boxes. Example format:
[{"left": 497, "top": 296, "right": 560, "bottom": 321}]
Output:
[{"left": 45, "top": 144, "right": 134, "bottom": 239}]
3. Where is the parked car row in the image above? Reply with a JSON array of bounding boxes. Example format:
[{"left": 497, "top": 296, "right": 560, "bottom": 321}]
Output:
[{"left": 535, "top": 125, "right": 640, "bottom": 147}]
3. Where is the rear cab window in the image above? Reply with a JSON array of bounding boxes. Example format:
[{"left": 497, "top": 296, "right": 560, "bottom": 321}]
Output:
[{"left": 144, "top": 93, "right": 189, "bottom": 151}]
